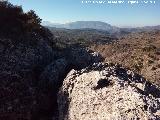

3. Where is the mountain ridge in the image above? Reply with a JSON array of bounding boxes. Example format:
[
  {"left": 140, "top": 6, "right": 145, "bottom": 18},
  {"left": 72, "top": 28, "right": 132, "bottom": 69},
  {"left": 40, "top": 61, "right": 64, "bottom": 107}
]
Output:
[
  {"left": 42, "top": 21, "right": 120, "bottom": 33},
  {"left": 42, "top": 21, "right": 160, "bottom": 33}
]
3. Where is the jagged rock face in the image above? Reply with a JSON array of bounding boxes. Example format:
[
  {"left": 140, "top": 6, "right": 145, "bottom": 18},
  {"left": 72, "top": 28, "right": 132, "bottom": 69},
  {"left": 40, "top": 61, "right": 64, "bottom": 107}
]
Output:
[
  {"left": 0, "top": 38, "right": 54, "bottom": 81},
  {"left": 66, "top": 47, "right": 103, "bottom": 69},
  {"left": 0, "top": 34, "right": 55, "bottom": 119},
  {"left": 58, "top": 63, "right": 160, "bottom": 120},
  {"left": 40, "top": 58, "right": 68, "bottom": 86}
]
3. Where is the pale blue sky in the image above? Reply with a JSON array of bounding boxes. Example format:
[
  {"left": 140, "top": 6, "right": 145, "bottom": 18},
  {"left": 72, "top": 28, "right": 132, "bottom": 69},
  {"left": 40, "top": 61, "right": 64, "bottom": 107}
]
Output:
[{"left": 9, "top": 0, "right": 160, "bottom": 27}]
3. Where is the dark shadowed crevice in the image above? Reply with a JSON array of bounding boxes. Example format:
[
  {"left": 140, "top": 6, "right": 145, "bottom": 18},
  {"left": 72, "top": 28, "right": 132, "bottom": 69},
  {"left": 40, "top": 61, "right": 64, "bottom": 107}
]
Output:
[{"left": 93, "top": 78, "right": 112, "bottom": 90}]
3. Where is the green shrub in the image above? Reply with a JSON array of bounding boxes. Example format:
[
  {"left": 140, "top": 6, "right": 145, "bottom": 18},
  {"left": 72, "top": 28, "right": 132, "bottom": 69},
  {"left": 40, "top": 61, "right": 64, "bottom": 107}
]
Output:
[
  {"left": 148, "top": 60, "right": 154, "bottom": 64},
  {"left": 155, "top": 51, "right": 160, "bottom": 55},
  {"left": 0, "top": 1, "right": 42, "bottom": 37},
  {"left": 151, "top": 66, "right": 157, "bottom": 70},
  {"left": 156, "top": 64, "right": 160, "bottom": 68},
  {"left": 133, "top": 61, "right": 143, "bottom": 73},
  {"left": 142, "top": 45, "right": 156, "bottom": 52}
]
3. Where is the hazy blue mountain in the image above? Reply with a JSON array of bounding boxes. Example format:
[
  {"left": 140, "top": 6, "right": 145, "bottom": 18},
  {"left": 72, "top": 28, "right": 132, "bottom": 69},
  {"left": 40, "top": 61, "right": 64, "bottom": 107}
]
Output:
[
  {"left": 42, "top": 21, "right": 160, "bottom": 35},
  {"left": 120, "top": 25, "right": 160, "bottom": 33},
  {"left": 42, "top": 21, "right": 62, "bottom": 27},
  {"left": 42, "top": 21, "right": 120, "bottom": 33},
  {"left": 142, "top": 25, "right": 160, "bottom": 31}
]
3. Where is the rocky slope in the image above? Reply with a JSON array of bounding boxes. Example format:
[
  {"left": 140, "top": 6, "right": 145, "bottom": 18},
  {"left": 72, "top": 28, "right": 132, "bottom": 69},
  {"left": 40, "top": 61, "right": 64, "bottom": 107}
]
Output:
[
  {"left": 90, "top": 31, "right": 160, "bottom": 85},
  {"left": 58, "top": 63, "right": 160, "bottom": 120},
  {"left": 48, "top": 27, "right": 117, "bottom": 46}
]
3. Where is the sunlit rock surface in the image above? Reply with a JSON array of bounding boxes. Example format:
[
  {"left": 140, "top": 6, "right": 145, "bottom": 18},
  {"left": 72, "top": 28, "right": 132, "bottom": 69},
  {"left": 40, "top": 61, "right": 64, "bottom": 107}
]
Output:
[{"left": 58, "top": 63, "right": 160, "bottom": 120}]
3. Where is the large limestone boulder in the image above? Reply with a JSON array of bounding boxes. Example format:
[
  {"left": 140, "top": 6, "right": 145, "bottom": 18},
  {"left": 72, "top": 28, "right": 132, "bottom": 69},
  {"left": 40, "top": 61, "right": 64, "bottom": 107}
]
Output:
[{"left": 58, "top": 63, "right": 160, "bottom": 120}]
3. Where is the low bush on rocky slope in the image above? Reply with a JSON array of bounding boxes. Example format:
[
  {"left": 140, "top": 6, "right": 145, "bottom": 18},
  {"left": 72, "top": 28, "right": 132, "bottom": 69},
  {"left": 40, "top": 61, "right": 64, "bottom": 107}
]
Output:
[
  {"left": 0, "top": 1, "right": 55, "bottom": 47},
  {"left": 0, "top": 1, "right": 40, "bottom": 35},
  {"left": 0, "top": 1, "right": 57, "bottom": 120}
]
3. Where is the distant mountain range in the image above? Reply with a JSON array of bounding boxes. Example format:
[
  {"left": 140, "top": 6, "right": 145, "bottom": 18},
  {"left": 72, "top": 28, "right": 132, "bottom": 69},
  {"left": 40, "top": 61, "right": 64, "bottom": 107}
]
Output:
[
  {"left": 42, "top": 21, "right": 119, "bottom": 33},
  {"left": 42, "top": 21, "right": 160, "bottom": 34}
]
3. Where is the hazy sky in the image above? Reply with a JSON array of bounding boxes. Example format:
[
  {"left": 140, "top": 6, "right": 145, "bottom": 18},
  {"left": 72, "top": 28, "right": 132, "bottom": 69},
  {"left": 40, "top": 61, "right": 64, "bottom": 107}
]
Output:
[{"left": 9, "top": 0, "right": 160, "bottom": 27}]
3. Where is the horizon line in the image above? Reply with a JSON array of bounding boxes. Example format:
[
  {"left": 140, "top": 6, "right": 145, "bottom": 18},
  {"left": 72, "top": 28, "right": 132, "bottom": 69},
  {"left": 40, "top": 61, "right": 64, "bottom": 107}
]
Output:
[{"left": 42, "top": 20, "right": 160, "bottom": 28}]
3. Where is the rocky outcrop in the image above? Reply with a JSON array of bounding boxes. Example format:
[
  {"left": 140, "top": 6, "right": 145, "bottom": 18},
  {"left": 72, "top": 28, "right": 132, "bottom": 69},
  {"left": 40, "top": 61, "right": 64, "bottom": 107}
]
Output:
[
  {"left": 66, "top": 47, "right": 104, "bottom": 69},
  {"left": 0, "top": 31, "right": 56, "bottom": 120},
  {"left": 40, "top": 58, "right": 68, "bottom": 86},
  {"left": 0, "top": 33, "right": 103, "bottom": 120},
  {"left": 58, "top": 63, "right": 160, "bottom": 120}
]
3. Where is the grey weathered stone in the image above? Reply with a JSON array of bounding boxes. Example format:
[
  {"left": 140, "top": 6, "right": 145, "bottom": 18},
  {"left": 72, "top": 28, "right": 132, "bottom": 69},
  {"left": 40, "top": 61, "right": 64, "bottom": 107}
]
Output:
[
  {"left": 58, "top": 63, "right": 160, "bottom": 120},
  {"left": 40, "top": 58, "right": 68, "bottom": 86},
  {"left": 67, "top": 47, "right": 103, "bottom": 69},
  {"left": 0, "top": 32, "right": 55, "bottom": 120}
]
